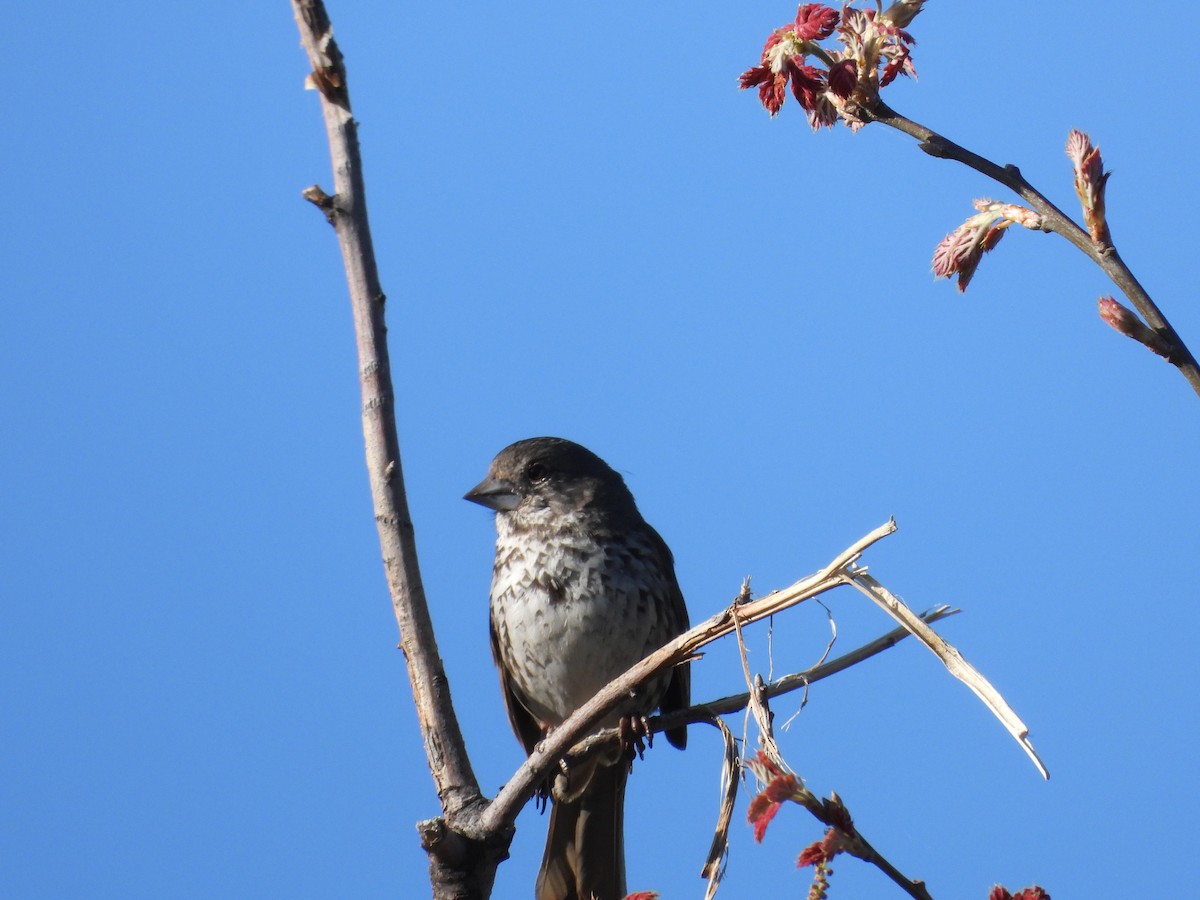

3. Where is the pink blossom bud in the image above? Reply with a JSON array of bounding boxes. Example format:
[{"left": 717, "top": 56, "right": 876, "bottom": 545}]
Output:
[
  {"left": 1098, "top": 296, "right": 1173, "bottom": 359},
  {"left": 1066, "top": 130, "right": 1111, "bottom": 245},
  {"left": 932, "top": 210, "right": 1012, "bottom": 292}
]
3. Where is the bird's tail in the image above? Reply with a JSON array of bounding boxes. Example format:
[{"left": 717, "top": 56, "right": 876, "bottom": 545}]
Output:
[{"left": 536, "top": 762, "right": 628, "bottom": 900}]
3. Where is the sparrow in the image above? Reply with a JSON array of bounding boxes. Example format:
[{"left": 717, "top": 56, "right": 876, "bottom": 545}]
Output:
[{"left": 465, "top": 437, "right": 690, "bottom": 900}]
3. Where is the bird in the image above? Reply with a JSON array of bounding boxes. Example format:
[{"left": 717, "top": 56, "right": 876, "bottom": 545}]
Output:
[{"left": 465, "top": 436, "right": 691, "bottom": 900}]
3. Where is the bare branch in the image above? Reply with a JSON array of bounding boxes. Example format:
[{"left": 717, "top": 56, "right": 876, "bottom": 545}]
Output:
[
  {"left": 845, "top": 823, "right": 935, "bottom": 900},
  {"left": 560, "top": 603, "right": 959, "bottom": 777},
  {"left": 289, "top": 6, "right": 501, "bottom": 895},
  {"left": 697, "top": 606, "right": 958, "bottom": 899},
  {"left": 674, "top": 603, "right": 959, "bottom": 727}
]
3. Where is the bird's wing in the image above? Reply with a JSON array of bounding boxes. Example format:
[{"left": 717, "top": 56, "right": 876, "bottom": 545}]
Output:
[
  {"left": 489, "top": 616, "right": 546, "bottom": 757},
  {"left": 645, "top": 523, "right": 691, "bottom": 751}
]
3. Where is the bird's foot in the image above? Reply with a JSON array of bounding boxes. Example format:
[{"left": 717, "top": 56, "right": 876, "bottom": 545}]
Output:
[{"left": 618, "top": 714, "right": 653, "bottom": 763}]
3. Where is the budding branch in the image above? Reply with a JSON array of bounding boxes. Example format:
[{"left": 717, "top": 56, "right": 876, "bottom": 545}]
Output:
[{"left": 864, "top": 98, "right": 1200, "bottom": 397}]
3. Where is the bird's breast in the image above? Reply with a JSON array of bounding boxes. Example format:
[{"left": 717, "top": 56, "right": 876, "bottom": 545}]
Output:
[{"left": 489, "top": 528, "right": 674, "bottom": 727}]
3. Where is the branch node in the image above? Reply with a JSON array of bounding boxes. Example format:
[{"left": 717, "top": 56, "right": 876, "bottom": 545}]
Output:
[
  {"left": 301, "top": 184, "right": 337, "bottom": 223},
  {"left": 417, "top": 817, "right": 450, "bottom": 854},
  {"left": 305, "top": 66, "right": 345, "bottom": 102},
  {"left": 917, "top": 136, "right": 950, "bottom": 158}
]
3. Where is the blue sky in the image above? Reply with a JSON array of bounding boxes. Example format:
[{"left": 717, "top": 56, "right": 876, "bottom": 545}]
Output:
[{"left": 4, "top": 2, "right": 1198, "bottom": 898}]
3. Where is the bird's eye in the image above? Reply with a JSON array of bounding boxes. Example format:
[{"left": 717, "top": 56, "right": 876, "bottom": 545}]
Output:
[{"left": 525, "top": 462, "right": 549, "bottom": 482}]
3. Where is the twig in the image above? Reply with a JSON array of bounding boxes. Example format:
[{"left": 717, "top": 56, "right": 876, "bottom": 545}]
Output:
[
  {"left": 746, "top": 755, "right": 935, "bottom": 899},
  {"left": 558, "top": 603, "right": 961, "bottom": 795},
  {"left": 733, "top": 599, "right": 780, "bottom": 761},
  {"left": 563, "top": 604, "right": 960, "bottom": 775},
  {"left": 669, "top": 604, "right": 959, "bottom": 728},
  {"left": 865, "top": 98, "right": 1200, "bottom": 398},
  {"left": 847, "top": 828, "right": 934, "bottom": 900}
]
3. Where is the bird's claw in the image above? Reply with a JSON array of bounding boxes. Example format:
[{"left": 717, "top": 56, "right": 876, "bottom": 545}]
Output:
[{"left": 618, "top": 714, "right": 653, "bottom": 762}]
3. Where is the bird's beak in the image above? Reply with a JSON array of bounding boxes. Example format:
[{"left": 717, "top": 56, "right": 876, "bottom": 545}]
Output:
[{"left": 464, "top": 476, "right": 520, "bottom": 512}]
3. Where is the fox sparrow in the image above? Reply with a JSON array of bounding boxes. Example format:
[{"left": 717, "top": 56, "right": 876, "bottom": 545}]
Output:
[{"left": 465, "top": 437, "right": 690, "bottom": 900}]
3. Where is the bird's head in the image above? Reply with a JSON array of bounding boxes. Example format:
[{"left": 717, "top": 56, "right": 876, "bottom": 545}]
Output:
[{"left": 464, "top": 437, "right": 638, "bottom": 528}]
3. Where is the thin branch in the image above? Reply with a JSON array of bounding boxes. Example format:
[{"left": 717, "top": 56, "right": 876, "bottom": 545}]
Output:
[
  {"left": 865, "top": 98, "right": 1200, "bottom": 398},
  {"left": 672, "top": 604, "right": 959, "bottom": 727},
  {"left": 560, "top": 604, "right": 959, "bottom": 772},
  {"left": 574, "top": 608, "right": 962, "bottom": 899},
  {"left": 846, "top": 827, "right": 934, "bottom": 900},
  {"left": 746, "top": 755, "right": 935, "bottom": 899},
  {"left": 733, "top": 597, "right": 780, "bottom": 759},
  {"left": 290, "top": 0, "right": 484, "bottom": 830},
  {"left": 847, "top": 571, "right": 1048, "bottom": 779}
]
